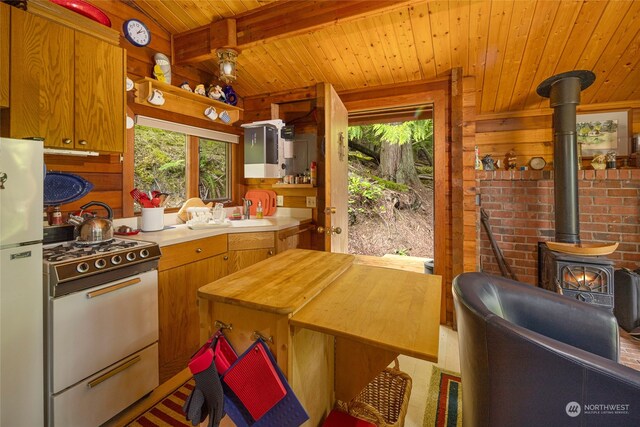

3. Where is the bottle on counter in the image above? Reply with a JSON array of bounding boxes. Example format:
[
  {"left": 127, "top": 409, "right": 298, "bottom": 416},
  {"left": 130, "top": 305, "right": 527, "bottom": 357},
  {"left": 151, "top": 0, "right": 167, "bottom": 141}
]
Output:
[
  {"left": 43, "top": 208, "right": 50, "bottom": 226},
  {"left": 310, "top": 161, "right": 317, "bottom": 186},
  {"left": 256, "top": 201, "right": 263, "bottom": 219}
]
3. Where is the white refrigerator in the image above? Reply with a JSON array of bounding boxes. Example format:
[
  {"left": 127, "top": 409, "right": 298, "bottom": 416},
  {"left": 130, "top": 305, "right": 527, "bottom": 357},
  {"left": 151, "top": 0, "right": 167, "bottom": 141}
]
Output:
[{"left": 0, "top": 138, "right": 44, "bottom": 426}]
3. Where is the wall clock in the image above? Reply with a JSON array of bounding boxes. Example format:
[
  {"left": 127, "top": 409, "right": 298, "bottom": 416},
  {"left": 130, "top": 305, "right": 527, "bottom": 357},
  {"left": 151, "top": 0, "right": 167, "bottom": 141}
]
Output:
[{"left": 123, "top": 19, "right": 151, "bottom": 47}]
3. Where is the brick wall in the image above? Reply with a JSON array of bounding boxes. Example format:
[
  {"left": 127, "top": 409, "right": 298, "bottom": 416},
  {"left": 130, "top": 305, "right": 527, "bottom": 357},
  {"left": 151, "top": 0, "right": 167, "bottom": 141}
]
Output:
[{"left": 477, "top": 169, "right": 640, "bottom": 285}]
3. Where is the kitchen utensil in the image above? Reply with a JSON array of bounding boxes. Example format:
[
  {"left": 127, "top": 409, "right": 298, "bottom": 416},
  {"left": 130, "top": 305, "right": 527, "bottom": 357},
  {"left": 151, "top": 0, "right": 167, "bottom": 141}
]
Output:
[
  {"left": 44, "top": 172, "right": 94, "bottom": 206},
  {"left": 74, "top": 201, "right": 114, "bottom": 244},
  {"left": 245, "top": 190, "right": 277, "bottom": 216}
]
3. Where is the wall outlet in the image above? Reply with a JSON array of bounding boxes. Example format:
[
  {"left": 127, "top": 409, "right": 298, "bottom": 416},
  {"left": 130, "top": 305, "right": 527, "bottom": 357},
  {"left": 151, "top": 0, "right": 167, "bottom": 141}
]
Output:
[
  {"left": 306, "top": 196, "right": 317, "bottom": 208},
  {"left": 277, "top": 195, "right": 284, "bottom": 206}
]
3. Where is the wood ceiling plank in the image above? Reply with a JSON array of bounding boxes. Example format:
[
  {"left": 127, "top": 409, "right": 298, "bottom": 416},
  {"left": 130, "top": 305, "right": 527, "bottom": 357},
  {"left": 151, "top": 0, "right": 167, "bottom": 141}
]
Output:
[
  {"left": 246, "top": 44, "right": 297, "bottom": 92},
  {"left": 480, "top": 0, "right": 514, "bottom": 113},
  {"left": 524, "top": 0, "right": 583, "bottom": 109},
  {"left": 339, "top": 20, "right": 383, "bottom": 88},
  {"left": 355, "top": 16, "right": 395, "bottom": 85},
  {"left": 609, "top": 39, "right": 640, "bottom": 103},
  {"left": 448, "top": 0, "right": 470, "bottom": 74},
  {"left": 297, "top": 32, "right": 344, "bottom": 88},
  {"left": 493, "top": 0, "right": 535, "bottom": 112},
  {"left": 408, "top": 1, "right": 436, "bottom": 80},
  {"left": 374, "top": 12, "right": 409, "bottom": 83},
  {"left": 551, "top": 0, "right": 606, "bottom": 75},
  {"left": 312, "top": 26, "right": 360, "bottom": 90},
  {"left": 140, "top": 0, "right": 192, "bottom": 33},
  {"left": 581, "top": 1, "right": 640, "bottom": 105},
  {"left": 467, "top": 0, "right": 491, "bottom": 108},
  {"left": 595, "top": 32, "right": 640, "bottom": 105},
  {"left": 508, "top": 0, "right": 559, "bottom": 112},
  {"left": 270, "top": 38, "right": 316, "bottom": 90},
  {"left": 427, "top": 1, "right": 452, "bottom": 77},
  {"left": 285, "top": 35, "right": 332, "bottom": 86},
  {"left": 389, "top": 6, "right": 422, "bottom": 81}
]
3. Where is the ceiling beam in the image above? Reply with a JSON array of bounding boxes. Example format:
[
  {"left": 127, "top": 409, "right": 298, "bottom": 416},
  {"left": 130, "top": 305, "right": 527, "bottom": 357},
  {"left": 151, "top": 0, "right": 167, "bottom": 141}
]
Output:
[{"left": 173, "top": 0, "right": 417, "bottom": 65}]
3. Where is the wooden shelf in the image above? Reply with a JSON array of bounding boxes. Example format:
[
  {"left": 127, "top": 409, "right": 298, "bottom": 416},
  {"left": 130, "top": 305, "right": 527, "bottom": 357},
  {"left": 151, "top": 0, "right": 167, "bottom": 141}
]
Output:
[
  {"left": 134, "top": 77, "right": 242, "bottom": 125},
  {"left": 272, "top": 183, "right": 314, "bottom": 188}
]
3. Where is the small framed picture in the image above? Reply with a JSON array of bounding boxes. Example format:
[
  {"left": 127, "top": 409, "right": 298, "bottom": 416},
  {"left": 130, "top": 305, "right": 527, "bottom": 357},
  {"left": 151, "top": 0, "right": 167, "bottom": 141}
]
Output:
[{"left": 577, "top": 110, "right": 631, "bottom": 157}]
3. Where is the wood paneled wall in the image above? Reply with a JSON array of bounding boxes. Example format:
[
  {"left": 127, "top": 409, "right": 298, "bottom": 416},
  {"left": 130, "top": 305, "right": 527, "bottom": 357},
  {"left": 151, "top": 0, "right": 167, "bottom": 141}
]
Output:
[{"left": 475, "top": 101, "right": 640, "bottom": 169}]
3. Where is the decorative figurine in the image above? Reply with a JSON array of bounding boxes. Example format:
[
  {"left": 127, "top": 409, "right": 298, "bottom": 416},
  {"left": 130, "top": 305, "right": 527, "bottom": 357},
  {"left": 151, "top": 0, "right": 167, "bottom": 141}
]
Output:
[
  {"left": 591, "top": 153, "right": 606, "bottom": 170},
  {"left": 481, "top": 154, "right": 496, "bottom": 171},
  {"left": 223, "top": 85, "right": 238, "bottom": 106},
  {"left": 153, "top": 53, "right": 171, "bottom": 84},
  {"left": 475, "top": 146, "right": 483, "bottom": 170},
  {"left": 207, "top": 85, "right": 224, "bottom": 100},
  {"left": 606, "top": 151, "right": 617, "bottom": 169},
  {"left": 506, "top": 150, "right": 517, "bottom": 170},
  {"left": 194, "top": 84, "right": 206, "bottom": 96},
  {"left": 180, "top": 81, "right": 193, "bottom": 92}
]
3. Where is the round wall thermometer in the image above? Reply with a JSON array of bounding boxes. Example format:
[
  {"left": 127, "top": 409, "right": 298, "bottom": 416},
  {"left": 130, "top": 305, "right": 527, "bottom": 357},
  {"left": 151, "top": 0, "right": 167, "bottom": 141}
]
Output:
[{"left": 123, "top": 19, "right": 151, "bottom": 47}]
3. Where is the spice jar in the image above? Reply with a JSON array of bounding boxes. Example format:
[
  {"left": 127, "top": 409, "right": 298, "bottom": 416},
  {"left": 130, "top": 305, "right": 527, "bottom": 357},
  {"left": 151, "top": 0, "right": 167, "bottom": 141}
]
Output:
[{"left": 50, "top": 206, "right": 63, "bottom": 225}]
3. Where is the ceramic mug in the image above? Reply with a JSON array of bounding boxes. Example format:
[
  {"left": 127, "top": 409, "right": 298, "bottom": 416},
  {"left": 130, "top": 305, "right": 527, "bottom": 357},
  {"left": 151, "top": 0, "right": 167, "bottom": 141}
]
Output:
[
  {"left": 219, "top": 110, "right": 231, "bottom": 124},
  {"left": 204, "top": 106, "right": 218, "bottom": 121},
  {"left": 147, "top": 89, "right": 165, "bottom": 106}
]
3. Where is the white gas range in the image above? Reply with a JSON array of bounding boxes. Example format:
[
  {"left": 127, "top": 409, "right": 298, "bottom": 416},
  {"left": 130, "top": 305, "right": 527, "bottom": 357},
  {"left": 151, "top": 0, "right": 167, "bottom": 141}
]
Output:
[{"left": 43, "top": 237, "right": 162, "bottom": 426}]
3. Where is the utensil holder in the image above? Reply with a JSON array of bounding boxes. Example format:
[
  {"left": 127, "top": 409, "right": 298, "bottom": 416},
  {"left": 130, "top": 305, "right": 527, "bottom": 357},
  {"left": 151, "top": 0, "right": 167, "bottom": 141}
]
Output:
[{"left": 141, "top": 207, "right": 165, "bottom": 231}]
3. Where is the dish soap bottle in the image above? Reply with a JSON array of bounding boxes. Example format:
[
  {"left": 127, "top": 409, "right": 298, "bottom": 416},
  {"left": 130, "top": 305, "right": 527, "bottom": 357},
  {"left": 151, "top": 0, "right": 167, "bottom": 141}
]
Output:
[{"left": 256, "top": 201, "right": 263, "bottom": 219}]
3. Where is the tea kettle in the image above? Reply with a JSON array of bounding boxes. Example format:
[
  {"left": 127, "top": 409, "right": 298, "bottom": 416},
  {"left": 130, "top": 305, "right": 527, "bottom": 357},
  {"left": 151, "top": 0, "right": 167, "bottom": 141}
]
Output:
[{"left": 69, "top": 201, "right": 114, "bottom": 243}]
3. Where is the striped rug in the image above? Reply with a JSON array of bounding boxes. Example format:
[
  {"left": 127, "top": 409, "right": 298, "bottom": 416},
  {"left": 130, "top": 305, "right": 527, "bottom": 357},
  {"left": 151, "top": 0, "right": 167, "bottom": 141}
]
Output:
[
  {"left": 423, "top": 366, "right": 462, "bottom": 427},
  {"left": 128, "top": 380, "right": 194, "bottom": 427}
]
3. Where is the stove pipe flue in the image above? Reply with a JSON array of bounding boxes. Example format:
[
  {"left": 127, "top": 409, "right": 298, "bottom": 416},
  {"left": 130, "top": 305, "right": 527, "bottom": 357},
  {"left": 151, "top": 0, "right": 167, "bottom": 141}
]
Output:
[{"left": 536, "top": 70, "right": 595, "bottom": 244}]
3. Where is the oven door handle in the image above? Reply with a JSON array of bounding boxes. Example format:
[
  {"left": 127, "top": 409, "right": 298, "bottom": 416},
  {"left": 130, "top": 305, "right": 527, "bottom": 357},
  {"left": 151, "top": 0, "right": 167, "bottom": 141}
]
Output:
[
  {"left": 86, "top": 355, "right": 141, "bottom": 388},
  {"left": 86, "top": 277, "right": 142, "bottom": 299}
]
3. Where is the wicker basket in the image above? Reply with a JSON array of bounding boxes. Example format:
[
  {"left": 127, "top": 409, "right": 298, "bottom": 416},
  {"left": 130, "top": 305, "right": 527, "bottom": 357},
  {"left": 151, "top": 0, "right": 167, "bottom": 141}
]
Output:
[{"left": 337, "top": 359, "right": 412, "bottom": 427}]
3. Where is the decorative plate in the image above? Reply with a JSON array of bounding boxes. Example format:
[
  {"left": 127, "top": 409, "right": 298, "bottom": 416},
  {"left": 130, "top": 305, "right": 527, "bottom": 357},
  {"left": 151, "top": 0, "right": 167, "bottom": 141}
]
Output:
[
  {"left": 44, "top": 172, "right": 94, "bottom": 206},
  {"left": 50, "top": 0, "right": 112, "bottom": 27},
  {"left": 530, "top": 157, "right": 546, "bottom": 170}
]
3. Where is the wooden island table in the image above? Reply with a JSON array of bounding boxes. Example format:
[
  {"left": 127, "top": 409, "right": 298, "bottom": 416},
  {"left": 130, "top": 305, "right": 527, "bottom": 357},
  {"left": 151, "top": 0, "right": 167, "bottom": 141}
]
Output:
[{"left": 197, "top": 249, "right": 442, "bottom": 425}]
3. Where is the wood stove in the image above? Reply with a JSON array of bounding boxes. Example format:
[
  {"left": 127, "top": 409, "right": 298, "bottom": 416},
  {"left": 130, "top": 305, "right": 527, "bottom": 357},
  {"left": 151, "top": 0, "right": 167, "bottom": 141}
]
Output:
[{"left": 539, "top": 243, "right": 615, "bottom": 311}]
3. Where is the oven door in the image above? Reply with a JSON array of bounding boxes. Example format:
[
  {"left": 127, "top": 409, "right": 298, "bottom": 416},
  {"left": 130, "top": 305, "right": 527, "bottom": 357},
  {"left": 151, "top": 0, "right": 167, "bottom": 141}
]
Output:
[{"left": 51, "top": 269, "right": 158, "bottom": 393}]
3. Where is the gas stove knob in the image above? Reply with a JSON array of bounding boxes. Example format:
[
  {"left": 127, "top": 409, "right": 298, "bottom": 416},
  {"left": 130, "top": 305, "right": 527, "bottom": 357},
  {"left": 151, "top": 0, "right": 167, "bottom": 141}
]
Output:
[
  {"left": 95, "top": 258, "right": 107, "bottom": 269},
  {"left": 140, "top": 249, "right": 150, "bottom": 258},
  {"left": 111, "top": 255, "right": 122, "bottom": 265},
  {"left": 77, "top": 262, "right": 89, "bottom": 273},
  {"left": 126, "top": 252, "right": 137, "bottom": 261}
]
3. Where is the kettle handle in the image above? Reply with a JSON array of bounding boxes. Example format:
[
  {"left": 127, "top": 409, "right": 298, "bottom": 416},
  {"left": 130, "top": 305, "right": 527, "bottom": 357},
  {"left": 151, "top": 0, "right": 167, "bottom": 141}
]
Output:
[{"left": 79, "top": 201, "right": 113, "bottom": 219}]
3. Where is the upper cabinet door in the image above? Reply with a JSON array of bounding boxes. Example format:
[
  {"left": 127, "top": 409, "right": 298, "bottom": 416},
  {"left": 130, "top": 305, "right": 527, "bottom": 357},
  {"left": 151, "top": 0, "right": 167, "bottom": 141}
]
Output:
[
  {"left": 74, "top": 32, "right": 124, "bottom": 152},
  {"left": 10, "top": 9, "right": 74, "bottom": 145},
  {"left": 0, "top": 3, "right": 10, "bottom": 108}
]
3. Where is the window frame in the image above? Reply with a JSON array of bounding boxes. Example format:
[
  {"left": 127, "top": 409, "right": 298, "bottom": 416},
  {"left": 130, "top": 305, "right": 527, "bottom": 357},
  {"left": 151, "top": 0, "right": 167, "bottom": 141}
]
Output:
[{"left": 124, "top": 112, "right": 239, "bottom": 216}]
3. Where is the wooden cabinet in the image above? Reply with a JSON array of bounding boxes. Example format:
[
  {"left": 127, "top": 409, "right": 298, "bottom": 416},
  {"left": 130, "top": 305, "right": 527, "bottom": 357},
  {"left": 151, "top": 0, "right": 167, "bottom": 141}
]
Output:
[
  {"left": 9, "top": 8, "right": 124, "bottom": 152},
  {"left": 157, "top": 235, "right": 228, "bottom": 383},
  {"left": 276, "top": 223, "right": 313, "bottom": 253},
  {"left": 0, "top": 2, "right": 9, "bottom": 108},
  {"left": 228, "top": 232, "right": 276, "bottom": 273}
]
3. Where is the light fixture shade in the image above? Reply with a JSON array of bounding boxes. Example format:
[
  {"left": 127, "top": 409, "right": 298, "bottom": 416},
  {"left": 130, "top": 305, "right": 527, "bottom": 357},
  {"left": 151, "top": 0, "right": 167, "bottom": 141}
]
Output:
[{"left": 217, "top": 48, "right": 237, "bottom": 83}]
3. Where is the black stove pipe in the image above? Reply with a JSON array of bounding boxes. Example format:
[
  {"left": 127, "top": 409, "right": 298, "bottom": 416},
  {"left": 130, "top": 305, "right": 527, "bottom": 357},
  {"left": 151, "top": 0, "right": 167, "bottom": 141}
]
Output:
[{"left": 536, "top": 70, "right": 595, "bottom": 244}]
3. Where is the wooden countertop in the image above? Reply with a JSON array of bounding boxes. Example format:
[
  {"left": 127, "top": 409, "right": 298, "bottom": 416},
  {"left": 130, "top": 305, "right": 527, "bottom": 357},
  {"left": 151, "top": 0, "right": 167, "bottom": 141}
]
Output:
[
  {"left": 198, "top": 249, "right": 354, "bottom": 315},
  {"left": 290, "top": 264, "right": 442, "bottom": 361},
  {"left": 198, "top": 249, "right": 442, "bottom": 361}
]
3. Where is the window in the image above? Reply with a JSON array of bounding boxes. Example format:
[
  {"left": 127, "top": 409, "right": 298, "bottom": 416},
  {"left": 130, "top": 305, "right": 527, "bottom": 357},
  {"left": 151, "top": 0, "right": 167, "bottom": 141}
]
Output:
[{"left": 133, "top": 116, "right": 237, "bottom": 210}]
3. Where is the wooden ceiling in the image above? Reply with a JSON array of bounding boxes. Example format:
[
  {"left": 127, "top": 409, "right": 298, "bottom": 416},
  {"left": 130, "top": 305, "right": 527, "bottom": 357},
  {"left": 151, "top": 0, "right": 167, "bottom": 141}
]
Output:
[{"left": 128, "top": 0, "right": 640, "bottom": 115}]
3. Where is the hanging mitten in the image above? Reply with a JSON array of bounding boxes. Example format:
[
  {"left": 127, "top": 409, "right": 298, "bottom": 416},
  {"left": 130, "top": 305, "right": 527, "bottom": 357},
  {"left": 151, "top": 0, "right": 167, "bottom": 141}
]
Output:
[
  {"left": 182, "top": 385, "right": 208, "bottom": 426},
  {"left": 188, "top": 347, "right": 225, "bottom": 427}
]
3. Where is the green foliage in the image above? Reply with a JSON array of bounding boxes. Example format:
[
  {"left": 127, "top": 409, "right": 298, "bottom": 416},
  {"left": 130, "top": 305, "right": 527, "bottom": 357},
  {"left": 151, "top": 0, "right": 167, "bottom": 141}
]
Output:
[
  {"left": 370, "top": 176, "right": 409, "bottom": 192},
  {"left": 134, "top": 125, "right": 187, "bottom": 207},
  {"left": 393, "top": 247, "right": 411, "bottom": 256},
  {"left": 348, "top": 174, "right": 384, "bottom": 222},
  {"left": 198, "top": 138, "right": 229, "bottom": 200}
]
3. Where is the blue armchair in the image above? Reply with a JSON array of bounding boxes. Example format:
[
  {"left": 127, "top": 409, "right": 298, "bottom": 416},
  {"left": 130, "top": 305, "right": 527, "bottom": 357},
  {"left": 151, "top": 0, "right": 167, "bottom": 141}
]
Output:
[{"left": 453, "top": 272, "right": 640, "bottom": 426}]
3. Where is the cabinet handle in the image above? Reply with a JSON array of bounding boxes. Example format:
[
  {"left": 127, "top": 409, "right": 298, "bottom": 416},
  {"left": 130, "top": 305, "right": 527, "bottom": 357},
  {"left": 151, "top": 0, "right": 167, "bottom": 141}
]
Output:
[
  {"left": 196, "top": 248, "right": 203, "bottom": 253},
  {"left": 62, "top": 138, "right": 72, "bottom": 145},
  {"left": 87, "top": 355, "right": 141, "bottom": 388},
  {"left": 86, "top": 278, "right": 141, "bottom": 299},
  {"left": 223, "top": 255, "right": 228, "bottom": 260},
  {"left": 268, "top": 249, "right": 274, "bottom": 256},
  {"left": 78, "top": 140, "right": 88, "bottom": 146}
]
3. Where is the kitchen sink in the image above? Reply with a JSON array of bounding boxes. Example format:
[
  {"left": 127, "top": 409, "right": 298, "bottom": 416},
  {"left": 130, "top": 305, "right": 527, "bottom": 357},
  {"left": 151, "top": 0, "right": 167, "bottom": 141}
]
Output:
[{"left": 230, "top": 218, "right": 275, "bottom": 227}]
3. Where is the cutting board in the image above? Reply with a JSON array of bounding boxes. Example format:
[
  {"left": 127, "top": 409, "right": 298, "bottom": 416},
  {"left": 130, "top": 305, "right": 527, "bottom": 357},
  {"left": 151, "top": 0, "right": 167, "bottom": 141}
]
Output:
[{"left": 245, "top": 190, "right": 277, "bottom": 216}]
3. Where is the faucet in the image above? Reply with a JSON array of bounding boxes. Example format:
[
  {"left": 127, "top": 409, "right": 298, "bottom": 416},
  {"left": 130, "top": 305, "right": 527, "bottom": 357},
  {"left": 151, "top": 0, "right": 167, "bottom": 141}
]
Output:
[{"left": 242, "top": 198, "right": 252, "bottom": 219}]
